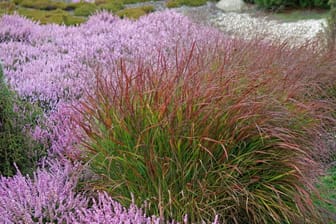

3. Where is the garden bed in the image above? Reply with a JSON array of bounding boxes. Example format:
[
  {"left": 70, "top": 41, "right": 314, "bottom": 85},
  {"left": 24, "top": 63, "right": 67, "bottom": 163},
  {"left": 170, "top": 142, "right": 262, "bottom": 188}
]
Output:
[{"left": 0, "top": 1, "right": 335, "bottom": 223}]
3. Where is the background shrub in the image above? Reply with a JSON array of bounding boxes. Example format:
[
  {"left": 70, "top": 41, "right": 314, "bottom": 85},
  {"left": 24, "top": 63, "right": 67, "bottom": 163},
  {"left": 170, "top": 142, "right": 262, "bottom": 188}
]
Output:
[
  {"left": 116, "top": 6, "right": 154, "bottom": 19},
  {"left": 0, "top": 63, "right": 46, "bottom": 176},
  {"left": 314, "top": 166, "right": 336, "bottom": 222},
  {"left": 17, "top": 8, "right": 85, "bottom": 25},
  {"left": 166, "top": 0, "right": 208, "bottom": 8},
  {"left": 20, "top": 0, "right": 67, "bottom": 10},
  {"left": 327, "top": 0, "right": 336, "bottom": 48},
  {"left": 0, "top": 2, "right": 16, "bottom": 15},
  {"left": 98, "top": 2, "right": 124, "bottom": 13},
  {"left": 249, "top": 0, "right": 329, "bottom": 10},
  {"left": 74, "top": 3, "right": 98, "bottom": 17},
  {"left": 75, "top": 42, "right": 332, "bottom": 223}
]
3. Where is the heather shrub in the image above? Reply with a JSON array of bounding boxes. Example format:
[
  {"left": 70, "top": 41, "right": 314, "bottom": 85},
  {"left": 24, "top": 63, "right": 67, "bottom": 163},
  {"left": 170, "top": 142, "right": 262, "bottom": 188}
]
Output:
[
  {"left": 0, "top": 14, "right": 39, "bottom": 42},
  {"left": 0, "top": 158, "right": 163, "bottom": 223},
  {"left": 0, "top": 63, "right": 46, "bottom": 176},
  {"left": 0, "top": 160, "right": 86, "bottom": 223},
  {"left": 75, "top": 41, "right": 333, "bottom": 223},
  {"left": 0, "top": 11, "right": 223, "bottom": 109}
]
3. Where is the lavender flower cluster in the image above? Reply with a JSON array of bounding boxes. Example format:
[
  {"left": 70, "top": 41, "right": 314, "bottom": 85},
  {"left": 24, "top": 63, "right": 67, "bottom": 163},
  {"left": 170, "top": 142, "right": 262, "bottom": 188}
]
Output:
[
  {"left": 0, "top": 11, "right": 223, "bottom": 107},
  {"left": 0, "top": 160, "right": 161, "bottom": 223},
  {"left": 0, "top": 11, "right": 225, "bottom": 222}
]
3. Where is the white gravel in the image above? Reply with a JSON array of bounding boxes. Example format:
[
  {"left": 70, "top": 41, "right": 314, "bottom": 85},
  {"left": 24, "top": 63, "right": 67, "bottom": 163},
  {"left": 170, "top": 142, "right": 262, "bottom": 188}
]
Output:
[
  {"left": 126, "top": 1, "right": 327, "bottom": 46},
  {"left": 209, "top": 12, "right": 327, "bottom": 45}
]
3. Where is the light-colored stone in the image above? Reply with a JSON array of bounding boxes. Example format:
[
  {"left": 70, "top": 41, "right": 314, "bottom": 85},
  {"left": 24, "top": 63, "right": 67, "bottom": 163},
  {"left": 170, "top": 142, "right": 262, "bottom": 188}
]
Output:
[
  {"left": 209, "top": 12, "right": 326, "bottom": 46},
  {"left": 216, "top": 0, "right": 247, "bottom": 12}
]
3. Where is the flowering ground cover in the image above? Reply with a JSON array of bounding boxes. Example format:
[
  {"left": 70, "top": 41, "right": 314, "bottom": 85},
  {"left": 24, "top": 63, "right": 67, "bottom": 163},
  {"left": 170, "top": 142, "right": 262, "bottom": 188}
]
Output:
[
  {"left": 0, "top": 0, "right": 155, "bottom": 24},
  {"left": 0, "top": 0, "right": 217, "bottom": 25},
  {"left": 0, "top": 9, "right": 335, "bottom": 223}
]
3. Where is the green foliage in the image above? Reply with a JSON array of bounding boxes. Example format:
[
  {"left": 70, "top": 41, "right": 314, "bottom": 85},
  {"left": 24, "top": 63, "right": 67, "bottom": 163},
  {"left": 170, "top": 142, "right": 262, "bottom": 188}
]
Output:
[
  {"left": 12, "top": 0, "right": 24, "bottom": 4},
  {"left": 123, "top": 0, "right": 154, "bottom": 3},
  {"left": 315, "top": 166, "right": 336, "bottom": 223},
  {"left": 0, "top": 2, "right": 16, "bottom": 15},
  {"left": 19, "top": 0, "right": 67, "bottom": 10},
  {"left": 18, "top": 8, "right": 85, "bottom": 25},
  {"left": 74, "top": 3, "right": 98, "bottom": 17},
  {"left": 269, "top": 9, "right": 329, "bottom": 22},
  {"left": 251, "top": 0, "right": 329, "bottom": 10},
  {"left": 63, "top": 15, "right": 87, "bottom": 26},
  {"left": 76, "top": 45, "right": 329, "bottom": 223},
  {"left": 327, "top": 0, "right": 336, "bottom": 48},
  {"left": 0, "top": 63, "right": 46, "bottom": 177},
  {"left": 166, "top": 0, "right": 207, "bottom": 8},
  {"left": 116, "top": 5, "right": 154, "bottom": 19},
  {"left": 99, "top": 1, "right": 124, "bottom": 13},
  {"left": 0, "top": 2, "right": 16, "bottom": 10}
]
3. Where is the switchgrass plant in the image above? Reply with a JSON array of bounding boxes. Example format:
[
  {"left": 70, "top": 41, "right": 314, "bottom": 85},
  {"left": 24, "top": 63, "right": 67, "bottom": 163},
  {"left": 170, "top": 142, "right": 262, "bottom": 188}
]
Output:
[{"left": 74, "top": 41, "right": 335, "bottom": 223}]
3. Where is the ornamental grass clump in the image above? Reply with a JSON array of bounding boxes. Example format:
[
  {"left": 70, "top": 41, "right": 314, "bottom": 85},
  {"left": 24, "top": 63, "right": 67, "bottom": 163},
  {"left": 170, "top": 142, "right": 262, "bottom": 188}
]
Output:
[{"left": 75, "top": 42, "right": 333, "bottom": 223}]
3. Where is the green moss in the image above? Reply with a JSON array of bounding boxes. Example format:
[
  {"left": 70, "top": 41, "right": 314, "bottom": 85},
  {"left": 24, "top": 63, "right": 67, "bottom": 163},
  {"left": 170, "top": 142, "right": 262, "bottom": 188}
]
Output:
[
  {"left": 166, "top": 0, "right": 207, "bottom": 8},
  {"left": 20, "top": 0, "right": 67, "bottom": 10},
  {"left": 315, "top": 166, "right": 336, "bottom": 222},
  {"left": 17, "top": 8, "right": 85, "bottom": 25},
  {"left": 73, "top": 3, "right": 98, "bottom": 16},
  {"left": 166, "top": 0, "right": 180, "bottom": 8},
  {"left": 64, "top": 2, "right": 92, "bottom": 11},
  {"left": 270, "top": 9, "right": 329, "bottom": 22},
  {"left": 116, "top": 5, "right": 154, "bottom": 19},
  {"left": 0, "top": 2, "right": 16, "bottom": 10},
  {"left": 63, "top": 15, "right": 86, "bottom": 26},
  {"left": 99, "top": 1, "right": 124, "bottom": 12},
  {"left": 0, "top": 2, "right": 16, "bottom": 15},
  {"left": 123, "top": 0, "right": 154, "bottom": 3},
  {"left": 12, "top": 0, "right": 24, "bottom": 5}
]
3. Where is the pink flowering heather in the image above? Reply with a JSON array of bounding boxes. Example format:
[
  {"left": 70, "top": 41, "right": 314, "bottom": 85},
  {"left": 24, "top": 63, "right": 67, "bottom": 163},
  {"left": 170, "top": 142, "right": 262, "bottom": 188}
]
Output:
[
  {"left": 37, "top": 102, "right": 83, "bottom": 159},
  {"left": 0, "top": 14, "right": 40, "bottom": 43},
  {"left": 0, "top": 159, "right": 86, "bottom": 223},
  {"left": 0, "top": 11, "right": 225, "bottom": 107},
  {"left": 0, "top": 158, "right": 216, "bottom": 223},
  {"left": 0, "top": 159, "right": 163, "bottom": 224}
]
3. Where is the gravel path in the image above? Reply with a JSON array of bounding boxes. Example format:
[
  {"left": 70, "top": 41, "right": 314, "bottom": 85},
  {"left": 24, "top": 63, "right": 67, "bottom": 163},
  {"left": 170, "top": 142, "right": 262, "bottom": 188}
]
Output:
[
  {"left": 209, "top": 12, "right": 326, "bottom": 45},
  {"left": 126, "top": 1, "right": 327, "bottom": 46}
]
